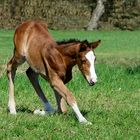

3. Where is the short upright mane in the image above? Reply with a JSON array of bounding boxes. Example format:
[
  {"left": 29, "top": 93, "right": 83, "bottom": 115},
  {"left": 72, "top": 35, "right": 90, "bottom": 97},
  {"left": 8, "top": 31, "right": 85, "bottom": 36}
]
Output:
[{"left": 57, "top": 39, "right": 81, "bottom": 45}]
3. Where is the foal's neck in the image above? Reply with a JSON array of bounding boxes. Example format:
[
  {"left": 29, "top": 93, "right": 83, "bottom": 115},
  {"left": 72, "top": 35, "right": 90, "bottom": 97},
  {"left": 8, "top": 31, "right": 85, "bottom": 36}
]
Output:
[{"left": 56, "top": 43, "right": 80, "bottom": 68}]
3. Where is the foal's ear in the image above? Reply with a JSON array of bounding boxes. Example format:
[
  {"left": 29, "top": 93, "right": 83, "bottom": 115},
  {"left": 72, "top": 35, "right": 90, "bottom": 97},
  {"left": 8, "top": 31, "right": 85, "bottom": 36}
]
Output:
[
  {"left": 79, "top": 40, "right": 89, "bottom": 52},
  {"left": 90, "top": 40, "right": 101, "bottom": 49}
]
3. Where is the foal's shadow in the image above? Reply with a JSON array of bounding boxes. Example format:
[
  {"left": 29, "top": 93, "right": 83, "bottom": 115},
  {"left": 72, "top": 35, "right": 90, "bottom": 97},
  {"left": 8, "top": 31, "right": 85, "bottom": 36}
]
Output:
[
  {"left": 81, "top": 110, "right": 90, "bottom": 116},
  {"left": 70, "top": 110, "right": 90, "bottom": 117},
  {"left": 8, "top": 108, "right": 90, "bottom": 116},
  {"left": 17, "top": 107, "right": 33, "bottom": 114},
  {"left": 17, "top": 108, "right": 90, "bottom": 115}
]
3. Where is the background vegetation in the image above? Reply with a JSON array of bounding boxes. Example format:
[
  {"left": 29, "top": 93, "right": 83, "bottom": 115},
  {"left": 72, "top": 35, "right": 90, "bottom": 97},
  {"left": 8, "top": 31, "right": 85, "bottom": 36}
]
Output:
[
  {"left": 0, "top": 29, "right": 139, "bottom": 139},
  {"left": 0, "top": 0, "right": 140, "bottom": 30}
]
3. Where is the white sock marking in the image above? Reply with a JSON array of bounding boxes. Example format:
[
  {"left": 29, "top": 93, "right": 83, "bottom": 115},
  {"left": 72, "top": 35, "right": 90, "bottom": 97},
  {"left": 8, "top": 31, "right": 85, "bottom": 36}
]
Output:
[
  {"left": 72, "top": 103, "right": 87, "bottom": 123},
  {"left": 8, "top": 73, "right": 16, "bottom": 114},
  {"left": 8, "top": 100, "right": 16, "bottom": 114}
]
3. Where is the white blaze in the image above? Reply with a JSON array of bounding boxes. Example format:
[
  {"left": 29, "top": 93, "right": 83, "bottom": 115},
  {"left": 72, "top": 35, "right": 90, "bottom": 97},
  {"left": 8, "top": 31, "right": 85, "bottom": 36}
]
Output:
[{"left": 85, "top": 51, "right": 97, "bottom": 83}]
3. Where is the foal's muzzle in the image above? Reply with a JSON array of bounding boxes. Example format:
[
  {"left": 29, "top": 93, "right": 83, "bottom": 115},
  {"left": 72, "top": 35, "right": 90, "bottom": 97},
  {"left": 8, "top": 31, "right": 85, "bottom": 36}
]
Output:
[
  {"left": 89, "top": 79, "right": 95, "bottom": 86},
  {"left": 84, "top": 75, "right": 97, "bottom": 86}
]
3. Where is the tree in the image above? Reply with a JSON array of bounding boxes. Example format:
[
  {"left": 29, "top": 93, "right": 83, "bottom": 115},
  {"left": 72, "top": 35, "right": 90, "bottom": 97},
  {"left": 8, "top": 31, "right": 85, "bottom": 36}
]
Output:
[{"left": 86, "top": 0, "right": 107, "bottom": 30}]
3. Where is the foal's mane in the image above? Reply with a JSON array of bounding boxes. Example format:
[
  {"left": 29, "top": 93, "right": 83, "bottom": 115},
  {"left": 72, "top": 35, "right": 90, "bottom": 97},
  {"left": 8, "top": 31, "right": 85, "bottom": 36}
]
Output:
[{"left": 57, "top": 39, "right": 81, "bottom": 45}]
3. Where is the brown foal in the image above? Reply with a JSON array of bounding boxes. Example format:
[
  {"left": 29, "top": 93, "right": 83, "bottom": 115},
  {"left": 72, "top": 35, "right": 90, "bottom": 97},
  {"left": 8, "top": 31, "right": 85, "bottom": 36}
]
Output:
[{"left": 7, "top": 20, "right": 101, "bottom": 124}]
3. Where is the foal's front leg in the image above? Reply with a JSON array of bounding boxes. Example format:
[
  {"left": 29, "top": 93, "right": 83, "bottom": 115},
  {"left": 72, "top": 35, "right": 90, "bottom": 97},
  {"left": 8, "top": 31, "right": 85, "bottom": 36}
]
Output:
[
  {"left": 51, "top": 76, "right": 91, "bottom": 124},
  {"left": 26, "top": 67, "right": 54, "bottom": 113}
]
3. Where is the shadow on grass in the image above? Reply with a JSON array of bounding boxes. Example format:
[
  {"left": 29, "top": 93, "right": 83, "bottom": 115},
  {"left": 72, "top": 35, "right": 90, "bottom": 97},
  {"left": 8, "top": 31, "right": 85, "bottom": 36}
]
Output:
[
  {"left": 17, "top": 107, "right": 33, "bottom": 114},
  {"left": 81, "top": 110, "right": 90, "bottom": 116},
  {"left": 8, "top": 107, "right": 90, "bottom": 119},
  {"left": 126, "top": 65, "right": 140, "bottom": 74}
]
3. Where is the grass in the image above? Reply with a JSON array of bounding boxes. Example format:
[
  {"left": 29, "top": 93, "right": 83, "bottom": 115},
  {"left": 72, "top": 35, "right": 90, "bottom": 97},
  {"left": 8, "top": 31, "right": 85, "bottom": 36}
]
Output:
[{"left": 0, "top": 29, "right": 140, "bottom": 140}]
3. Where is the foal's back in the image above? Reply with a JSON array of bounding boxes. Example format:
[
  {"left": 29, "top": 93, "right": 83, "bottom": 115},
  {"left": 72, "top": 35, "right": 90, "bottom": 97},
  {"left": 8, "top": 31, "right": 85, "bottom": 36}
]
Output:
[
  {"left": 13, "top": 20, "right": 57, "bottom": 73},
  {"left": 14, "top": 20, "right": 56, "bottom": 56}
]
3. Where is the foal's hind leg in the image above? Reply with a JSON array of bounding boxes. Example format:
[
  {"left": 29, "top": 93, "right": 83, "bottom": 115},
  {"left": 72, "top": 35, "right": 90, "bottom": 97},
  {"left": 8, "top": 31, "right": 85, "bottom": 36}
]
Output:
[
  {"left": 54, "top": 90, "right": 67, "bottom": 113},
  {"left": 7, "top": 55, "right": 25, "bottom": 114},
  {"left": 26, "top": 67, "right": 54, "bottom": 113}
]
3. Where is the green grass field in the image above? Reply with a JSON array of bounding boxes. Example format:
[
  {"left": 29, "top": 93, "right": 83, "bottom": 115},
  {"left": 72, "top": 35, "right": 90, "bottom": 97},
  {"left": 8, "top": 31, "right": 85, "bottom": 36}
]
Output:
[{"left": 0, "top": 29, "right": 140, "bottom": 140}]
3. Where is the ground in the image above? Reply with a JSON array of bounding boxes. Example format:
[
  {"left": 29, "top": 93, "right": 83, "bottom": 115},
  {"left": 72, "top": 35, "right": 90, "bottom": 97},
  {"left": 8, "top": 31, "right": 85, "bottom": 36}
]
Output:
[{"left": 0, "top": 30, "right": 139, "bottom": 139}]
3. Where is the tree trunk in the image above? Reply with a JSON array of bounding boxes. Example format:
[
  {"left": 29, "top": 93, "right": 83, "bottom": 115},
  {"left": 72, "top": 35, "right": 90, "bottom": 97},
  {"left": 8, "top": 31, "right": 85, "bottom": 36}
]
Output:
[{"left": 86, "top": 0, "right": 106, "bottom": 30}]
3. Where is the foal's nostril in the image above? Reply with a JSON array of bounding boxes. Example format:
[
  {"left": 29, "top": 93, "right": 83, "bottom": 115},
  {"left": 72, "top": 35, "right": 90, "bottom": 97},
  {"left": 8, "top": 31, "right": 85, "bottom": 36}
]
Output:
[{"left": 89, "top": 79, "right": 95, "bottom": 86}]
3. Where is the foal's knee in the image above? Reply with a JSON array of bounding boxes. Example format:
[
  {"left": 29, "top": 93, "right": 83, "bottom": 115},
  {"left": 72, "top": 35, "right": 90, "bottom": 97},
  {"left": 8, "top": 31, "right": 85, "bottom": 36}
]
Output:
[{"left": 66, "top": 94, "right": 76, "bottom": 106}]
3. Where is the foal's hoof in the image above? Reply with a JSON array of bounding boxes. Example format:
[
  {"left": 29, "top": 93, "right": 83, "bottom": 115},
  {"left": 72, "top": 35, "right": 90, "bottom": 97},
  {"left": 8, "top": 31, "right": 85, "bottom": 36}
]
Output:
[
  {"left": 33, "top": 109, "right": 56, "bottom": 115},
  {"left": 9, "top": 111, "right": 17, "bottom": 115},
  {"left": 84, "top": 121, "right": 92, "bottom": 125},
  {"left": 7, "top": 108, "right": 17, "bottom": 115},
  {"left": 33, "top": 109, "right": 45, "bottom": 115},
  {"left": 80, "top": 120, "right": 92, "bottom": 125}
]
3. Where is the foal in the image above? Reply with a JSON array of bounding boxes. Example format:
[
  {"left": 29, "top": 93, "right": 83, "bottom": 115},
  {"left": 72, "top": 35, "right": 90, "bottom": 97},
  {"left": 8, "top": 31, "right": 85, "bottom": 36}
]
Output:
[{"left": 7, "top": 21, "right": 101, "bottom": 124}]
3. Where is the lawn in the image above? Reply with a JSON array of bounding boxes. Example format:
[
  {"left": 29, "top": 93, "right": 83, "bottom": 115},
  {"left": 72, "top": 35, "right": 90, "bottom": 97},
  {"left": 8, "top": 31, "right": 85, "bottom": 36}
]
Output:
[{"left": 0, "top": 29, "right": 140, "bottom": 140}]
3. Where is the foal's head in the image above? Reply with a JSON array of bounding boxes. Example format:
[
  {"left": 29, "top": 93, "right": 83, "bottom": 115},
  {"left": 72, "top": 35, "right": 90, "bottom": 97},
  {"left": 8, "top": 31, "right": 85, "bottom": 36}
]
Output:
[{"left": 77, "top": 40, "right": 101, "bottom": 86}]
